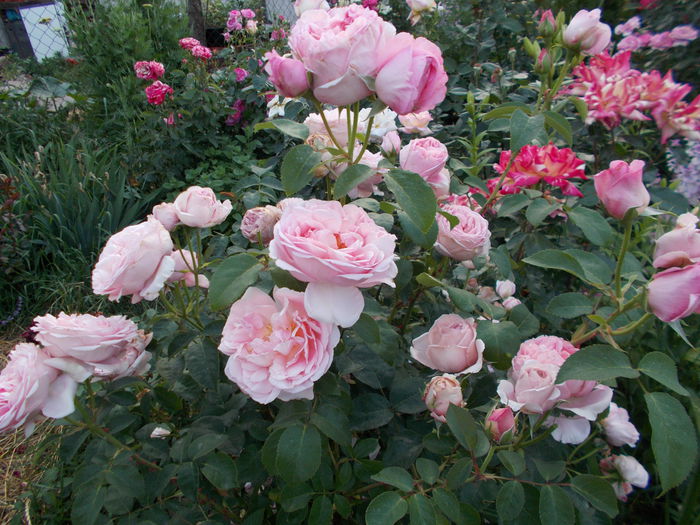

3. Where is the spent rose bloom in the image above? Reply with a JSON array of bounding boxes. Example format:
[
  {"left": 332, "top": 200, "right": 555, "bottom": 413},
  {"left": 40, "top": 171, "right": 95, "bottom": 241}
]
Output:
[
  {"left": 410, "top": 314, "right": 484, "bottom": 374},
  {"left": 133, "top": 60, "right": 165, "bottom": 80},
  {"left": 144, "top": 81, "right": 173, "bottom": 105},
  {"left": 485, "top": 407, "right": 515, "bottom": 442},
  {"left": 600, "top": 455, "right": 649, "bottom": 501},
  {"left": 399, "top": 111, "right": 432, "bottom": 135},
  {"left": 241, "top": 205, "right": 282, "bottom": 245},
  {"left": 400, "top": 137, "right": 449, "bottom": 191},
  {"left": 406, "top": 0, "right": 436, "bottom": 25},
  {"left": 219, "top": 287, "right": 340, "bottom": 404},
  {"left": 92, "top": 217, "right": 175, "bottom": 303},
  {"left": 191, "top": 45, "right": 213, "bottom": 60},
  {"left": 173, "top": 186, "right": 233, "bottom": 228},
  {"left": 167, "top": 250, "right": 209, "bottom": 288},
  {"left": 647, "top": 263, "right": 700, "bottom": 322},
  {"left": 294, "top": 0, "right": 330, "bottom": 16},
  {"left": 653, "top": 213, "right": 700, "bottom": 268},
  {"left": 264, "top": 50, "right": 310, "bottom": 98},
  {"left": 594, "top": 159, "right": 650, "bottom": 219},
  {"left": 423, "top": 374, "right": 464, "bottom": 423},
  {"left": 602, "top": 402, "right": 640, "bottom": 447},
  {"left": 151, "top": 202, "right": 180, "bottom": 231},
  {"left": 0, "top": 343, "right": 77, "bottom": 436},
  {"left": 435, "top": 204, "right": 491, "bottom": 262},
  {"left": 563, "top": 9, "right": 612, "bottom": 55},
  {"left": 375, "top": 33, "right": 447, "bottom": 115},
  {"left": 178, "top": 37, "right": 200, "bottom": 50},
  {"left": 269, "top": 199, "right": 398, "bottom": 327}
]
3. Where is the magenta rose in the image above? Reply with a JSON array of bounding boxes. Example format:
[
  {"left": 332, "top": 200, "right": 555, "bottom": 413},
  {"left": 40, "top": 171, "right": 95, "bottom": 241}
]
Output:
[
  {"left": 602, "top": 402, "right": 640, "bottom": 447},
  {"left": 647, "top": 263, "right": 700, "bottom": 322},
  {"left": 435, "top": 204, "right": 491, "bottom": 262},
  {"left": 423, "top": 374, "right": 464, "bottom": 423},
  {"left": 144, "top": 81, "right": 173, "bottom": 106},
  {"left": 264, "top": 50, "right": 310, "bottom": 98},
  {"left": 134, "top": 60, "right": 165, "bottom": 80},
  {"left": 167, "top": 250, "right": 209, "bottom": 288},
  {"left": 173, "top": 186, "right": 233, "bottom": 228},
  {"left": 151, "top": 202, "right": 180, "bottom": 231},
  {"left": 653, "top": 213, "right": 700, "bottom": 268},
  {"left": 92, "top": 217, "right": 175, "bottom": 303},
  {"left": 179, "top": 37, "right": 200, "bottom": 50},
  {"left": 269, "top": 199, "right": 397, "bottom": 327},
  {"left": 241, "top": 205, "right": 283, "bottom": 245},
  {"left": 191, "top": 45, "right": 212, "bottom": 60},
  {"left": 485, "top": 407, "right": 515, "bottom": 442},
  {"left": 594, "top": 160, "right": 650, "bottom": 219},
  {"left": 399, "top": 137, "right": 449, "bottom": 190},
  {"left": 375, "top": 32, "right": 447, "bottom": 114},
  {"left": 219, "top": 287, "right": 340, "bottom": 404},
  {"left": 410, "top": 314, "right": 484, "bottom": 374},
  {"left": 563, "top": 9, "right": 612, "bottom": 55}
]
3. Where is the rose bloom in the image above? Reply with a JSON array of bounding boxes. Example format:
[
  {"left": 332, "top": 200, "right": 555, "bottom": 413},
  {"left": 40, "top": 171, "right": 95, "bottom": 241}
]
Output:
[
  {"left": 406, "top": 0, "right": 437, "bottom": 25},
  {"left": 647, "top": 263, "right": 700, "bottom": 322},
  {"left": 651, "top": 91, "right": 700, "bottom": 144},
  {"left": 0, "top": 343, "right": 77, "bottom": 436},
  {"left": 218, "top": 287, "right": 340, "bottom": 404},
  {"left": 594, "top": 159, "right": 650, "bottom": 219},
  {"left": 241, "top": 205, "right": 282, "bottom": 245},
  {"left": 294, "top": 0, "right": 330, "bottom": 16},
  {"left": 485, "top": 407, "right": 515, "bottom": 442},
  {"left": 151, "top": 202, "right": 180, "bottom": 231},
  {"left": 435, "top": 204, "right": 491, "bottom": 262},
  {"left": 411, "top": 314, "right": 484, "bottom": 374},
  {"left": 241, "top": 8, "right": 255, "bottom": 18},
  {"left": 144, "top": 81, "right": 173, "bottom": 106},
  {"left": 600, "top": 455, "right": 649, "bottom": 501},
  {"left": 423, "top": 374, "right": 464, "bottom": 423},
  {"left": 653, "top": 213, "right": 700, "bottom": 268},
  {"left": 400, "top": 137, "right": 449, "bottom": 191},
  {"left": 264, "top": 50, "right": 310, "bottom": 98},
  {"left": 234, "top": 68, "right": 248, "bottom": 82},
  {"left": 178, "top": 37, "right": 200, "bottom": 50},
  {"left": 375, "top": 33, "right": 447, "bottom": 115},
  {"left": 133, "top": 60, "right": 165, "bottom": 80},
  {"left": 191, "top": 45, "right": 212, "bottom": 60},
  {"left": 245, "top": 20, "right": 258, "bottom": 34},
  {"left": 167, "top": 250, "right": 209, "bottom": 288},
  {"left": 602, "top": 402, "right": 640, "bottom": 447},
  {"left": 670, "top": 25, "right": 699, "bottom": 44},
  {"left": 173, "top": 186, "right": 232, "bottom": 228},
  {"left": 563, "top": 9, "right": 612, "bottom": 55},
  {"left": 496, "top": 279, "right": 516, "bottom": 299},
  {"left": 288, "top": 5, "right": 396, "bottom": 106},
  {"left": 92, "top": 216, "right": 175, "bottom": 303},
  {"left": 381, "top": 130, "right": 401, "bottom": 154},
  {"left": 399, "top": 111, "right": 432, "bottom": 135},
  {"left": 269, "top": 199, "right": 398, "bottom": 327},
  {"left": 358, "top": 107, "right": 398, "bottom": 140},
  {"left": 502, "top": 297, "right": 521, "bottom": 311},
  {"left": 304, "top": 109, "right": 366, "bottom": 147}
]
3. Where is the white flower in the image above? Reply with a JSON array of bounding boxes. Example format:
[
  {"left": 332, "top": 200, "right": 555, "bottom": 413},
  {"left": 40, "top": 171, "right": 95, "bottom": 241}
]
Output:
[{"left": 601, "top": 402, "right": 640, "bottom": 447}]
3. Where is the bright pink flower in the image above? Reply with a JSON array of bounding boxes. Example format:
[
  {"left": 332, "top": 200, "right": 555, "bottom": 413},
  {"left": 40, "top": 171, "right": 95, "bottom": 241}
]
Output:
[
  {"left": 264, "top": 50, "right": 309, "bottom": 98},
  {"left": 178, "top": 37, "right": 200, "bottom": 50},
  {"left": 602, "top": 402, "right": 640, "bottom": 447},
  {"left": 173, "top": 186, "right": 232, "bottom": 228},
  {"left": 151, "top": 202, "right": 180, "bottom": 231},
  {"left": 410, "top": 314, "right": 484, "bottom": 374},
  {"left": 241, "top": 8, "right": 255, "bottom": 19},
  {"left": 435, "top": 204, "right": 491, "bottom": 262},
  {"left": 600, "top": 455, "right": 649, "bottom": 501},
  {"left": 485, "top": 407, "right": 515, "bottom": 442},
  {"left": 563, "top": 9, "right": 612, "bottom": 55},
  {"left": 649, "top": 31, "right": 674, "bottom": 49},
  {"left": 362, "top": 0, "right": 379, "bottom": 11},
  {"left": 269, "top": 199, "right": 397, "bottom": 327},
  {"left": 234, "top": 68, "right": 248, "bottom": 82},
  {"left": 399, "top": 137, "right": 449, "bottom": 196},
  {"left": 241, "top": 205, "right": 282, "bottom": 245},
  {"left": 653, "top": 213, "right": 700, "bottom": 268},
  {"left": 133, "top": 60, "right": 165, "bottom": 80},
  {"left": 594, "top": 159, "right": 650, "bottom": 219},
  {"left": 270, "top": 28, "right": 286, "bottom": 41},
  {"left": 167, "top": 250, "right": 209, "bottom": 288},
  {"left": 423, "top": 374, "right": 464, "bottom": 423},
  {"left": 226, "top": 99, "right": 246, "bottom": 126},
  {"left": 191, "top": 45, "right": 212, "bottom": 60},
  {"left": 219, "top": 287, "right": 340, "bottom": 404},
  {"left": 145, "top": 81, "right": 173, "bottom": 105},
  {"left": 227, "top": 10, "right": 241, "bottom": 30},
  {"left": 652, "top": 92, "right": 700, "bottom": 143},
  {"left": 648, "top": 263, "right": 700, "bottom": 322}
]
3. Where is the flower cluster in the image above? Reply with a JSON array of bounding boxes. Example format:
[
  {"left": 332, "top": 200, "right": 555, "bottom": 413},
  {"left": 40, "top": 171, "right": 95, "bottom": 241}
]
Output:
[
  {"left": 667, "top": 140, "right": 700, "bottom": 204},
  {"left": 615, "top": 16, "right": 698, "bottom": 52},
  {"left": 133, "top": 59, "right": 173, "bottom": 106}
]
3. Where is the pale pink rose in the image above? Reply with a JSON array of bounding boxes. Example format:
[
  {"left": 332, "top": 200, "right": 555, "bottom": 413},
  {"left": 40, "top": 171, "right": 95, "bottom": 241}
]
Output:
[
  {"left": 133, "top": 60, "right": 165, "bottom": 80},
  {"left": 241, "top": 8, "right": 255, "bottom": 19},
  {"left": 150, "top": 426, "right": 171, "bottom": 439},
  {"left": 92, "top": 217, "right": 175, "bottom": 303},
  {"left": 178, "top": 37, "right": 200, "bottom": 50},
  {"left": 294, "top": 0, "right": 330, "bottom": 16},
  {"left": 502, "top": 297, "right": 522, "bottom": 311},
  {"left": 594, "top": 160, "right": 650, "bottom": 219},
  {"left": 346, "top": 150, "right": 386, "bottom": 199},
  {"left": 399, "top": 111, "right": 432, "bottom": 135},
  {"left": 496, "top": 280, "right": 516, "bottom": 299},
  {"left": 546, "top": 414, "right": 593, "bottom": 444},
  {"left": 485, "top": 406, "right": 515, "bottom": 441},
  {"left": 423, "top": 374, "right": 464, "bottom": 422},
  {"left": 151, "top": 202, "right": 180, "bottom": 231},
  {"left": 435, "top": 204, "right": 491, "bottom": 262},
  {"left": 400, "top": 137, "right": 449, "bottom": 191},
  {"left": 241, "top": 205, "right": 282, "bottom": 245},
  {"left": 304, "top": 109, "right": 363, "bottom": 147},
  {"left": 381, "top": 130, "right": 401, "bottom": 154},
  {"left": 167, "top": 250, "right": 209, "bottom": 288},
  {"left": 410, "top": 314, "right": 484, "bottom": 374},
  {"left": 191, "top": 45, "right": 213, "bottom": 60},
  {"left": 288, "top": 5, "right": 396, "bottom": 106},
  {"left": 245, "top": 20, "right": 258, "bottom": 34},
  {"left": 264, "top": 50, "right": 310, "bottom": 98},
  {"left": 617, "top": 35, "right": 645, "bottom": 52},
  {"left": 648, "top": 263, "right": 700, "bottom": 322},
  {"left": 269, "top": 199, "right": 398, "bottom": 327},
  {"left": 653, "top": 213, "right": 700, "bottom": 268},
  {"left": 173, "top": 186, "right": 232, "bottom": 228},
  {"left": 602, "top": 402, "right": 640, "bottom": 447},
  {"left": 614, "top": 16, "right": 641, "bottom": 36},
  {"left": 670, "top": 25, "right": 698, "bottom": 44},
  {"left": 0, "top": 343, "right": 77, "bottom": 436},
  {"left": 563, "top": 9, "right": 612, "bottom": 55},
  {"left": 219, "top": 287, "right": 340, "bottom": 404},
  {"left": 145, "top": 81, "right": 173, "bottom": 105},
  {"left": 375, "top": 33, "right": 447, "bottom": 115},
  {"left": 406, "top": 0, "right": 436, "bottom": 25},
  {"left": 600, "top": 455, "right": 649, "bottom": 501}
]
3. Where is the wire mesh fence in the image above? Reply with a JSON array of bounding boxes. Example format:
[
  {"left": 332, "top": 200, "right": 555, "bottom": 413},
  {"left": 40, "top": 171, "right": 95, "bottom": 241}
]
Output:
[{"left": 0, "top": 0, "right": 70, "bottom": 61}]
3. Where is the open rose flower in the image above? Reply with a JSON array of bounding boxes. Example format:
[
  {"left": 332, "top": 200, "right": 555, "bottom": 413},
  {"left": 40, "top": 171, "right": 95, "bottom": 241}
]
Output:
[
  {"left": 410, "top": 314, "right": 484, "bottom": 374},
  {"left": 594, "top": 160, "right": 650, "bottom": 219},
  {"left": 423, "top": 374, "right": 464, "bottom": 422},
  {"left": 219, "top": 287, "right": 340, "bottom": 404},
  {"left": 191, "top": 45, "right": 212, "bottom": 60},
  {"left": 400, "top": 137, "right": 449, "bottom": 196},
  {"left": 269, "top": 199, "right": 397, "bottom": 327},
  {"left": 399, "top": 111, "right": 432, "bottom": 135},
  {"left": 173, "top": 186, "right": 232, "bottom": 228},
  {"left": 435, "top": 204, "right": 491, "bottom": 262},
  {"left": 92, "top": 217, "right": 175, "bottom": 303},
  {"left": 133, "top": 60, "right": 165, "bottom": 80},
  {"left": 178, "top": 37, "right": 200, "bottom": 50},
  {"left": 145, "top": 81, "right": 173, "bottom": 105}
]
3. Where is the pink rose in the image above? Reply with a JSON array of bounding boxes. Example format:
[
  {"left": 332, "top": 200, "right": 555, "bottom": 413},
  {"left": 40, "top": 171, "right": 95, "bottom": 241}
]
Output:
[
  {"left": 381, "top": 130, "right": 401, "bottom": 154},
  {"left": 0, "top": 343, "right": 76, "bottom": 436},
  {"left": 563, "top": 9, "right": 612, "bottom": 55},
  {"left": 653, "top": 213, "right": 700, "bottom": 268},
  {"left": 92, "top": 217, "right": 175, "bottom": 303},
  {"left": 294, "top": 0, "right": 330, "bottom": 16},
  {"left": 399, "top": 137, "right": 449, "bottom": 192},
  {"left": 191, "top": 45, "right": 212, "bottom": 60},
  {"left": 144, "top": 81, "right": 173, "bottom": 106},
  {"left": 399, "top": 111, "right": 432, "bottom": 135},
  {"left": 649, "top": 32, "right": 675, "bottom": 49},
  {"left": 234, "top": 68, "right": 249, "bottom": 82},
  {"left": 167, "top": 250, "right": 209, "bottom": 288},
  {"left": 648, "top": 263, "right": 700, "bottom": 322},
  {"left": 245, "top": 20, "right": 258, "bottom": 34},
  {"left": 264, "top": 50, "right": 310, "bottom": 98},
  {"left": 219, "top": 287, "right": 340, "bottom": 403},
  {"left": 178, "top": 37, "right": 200, "bottom": 50},
  {"left": 502, "top": 297, "right": 522, "bottom": 311},
  {"left": 173, "top": 186, "right": 232, "bottom": 228},
  {"left": 241, "top": 8, "right": 255, "bottom": 19},
  {"left": 375, "top": 33, "right": 447, "bottom": 115},
  {"left": 241, "top": 205, "right": 282, "bottom": 245},
  {"left": 151, "top": 202, "right": 180, "bottom": 231},
  {"left": 410, "top": 314, "right": 484, "bottom": 374},
  {"left": 602, "top": 402, "right": 640, "bottom": 447},
  {"left": 133, "top": 60, "right": 165, "bottom": 80},
  {"left": 614, "top": 16, "right": 641, "bottom": 36},
  {"left": 594, "top": 160, "right": 650, "bottom": 219},
  {"left": 269, "top": 199, "right": 398, "bottom": 327},
  {"left": 617, "top": 35, "right": 645, "bottom": 52},
  {"left": 600, "top": 455, "right": 649, "bottom": 501},
  {"left": 289, "top": 5, "right": 396, "bottom": 106},
  {"left": 496, "top": 279, "right": 516, "bottom": 299},
  {"left": 435, "top": 204, "right": 491, "bottom": 262},
  {"left": 670, "top": 25, "right": 698, "bottom": 44},
  {"left": 423, "top": 374, "right": 464, "bottom": 423},
  {"left": 485, "top": 407, "right": 515, "bottom": 442}
]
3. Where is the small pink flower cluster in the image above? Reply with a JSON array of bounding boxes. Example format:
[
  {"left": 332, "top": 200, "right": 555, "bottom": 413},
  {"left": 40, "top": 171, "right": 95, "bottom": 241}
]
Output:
[
  {"left": 568, "top": 51, "right": 700, "bottom": 141},
  {"left": 178, "top": 37, "right": 213, "bottom": 61},
  {"left": 133, "top": 59, "right": 172, "bottom": 106},
  {"left": 615, "top": 16, "right": 698, "bottom": 52},
  {"left": 269, "top": 28, "right": 286, "bottom": 41},
  {"left": 225, "top": 8, "right": 257, "bottom": 39}
]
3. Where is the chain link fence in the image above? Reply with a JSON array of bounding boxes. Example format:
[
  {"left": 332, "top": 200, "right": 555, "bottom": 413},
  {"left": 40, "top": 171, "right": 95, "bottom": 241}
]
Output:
[{"left": 0, "top": 0, "right": 70, "bottom": 60}]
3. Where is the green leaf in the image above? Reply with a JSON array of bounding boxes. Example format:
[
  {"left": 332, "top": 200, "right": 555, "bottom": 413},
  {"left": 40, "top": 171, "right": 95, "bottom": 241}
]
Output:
[
  {"left": 497, "top": 481, "right": 524, "bottom": 521},
  {"left": 432, "top": 488, "right": 471, "bottom": 524},
  {"left": 497, "top": 193, "right": 530, "bottom": 217},
  {"left": 188, "top": 434, "right": 227, "bottom": 460},
  {"left": 281, "top": 145, "right": 323, "bottom": 195},
  {"left": 446, "top": 404, "right": 478, "bottom": 450},
  {"left": 569, "top": 96, "right": 588, "bottom": 121},
  {"left": 351, "top": 393, "right": 393, "bottom": 431},
  {"left": 202, "top": 452, "right": 239, "bottom": 490},
  {"left": 568, "top": 207, "right": 614, "bottom": 247},
  {"left": 445, "top": 457, "right": 473, "bottom": 490},
  {"left": 311, "top": 405, "right": 351, "bottom": 447},
  {"left": 437, "top": 209, "right": 460, "bottom": 228},
  {"left": 408, "top": 493, "right": 436, "bottom": 524},
  {"left": 280, "top": 483, "right": 313, "bottom": 512},
  {"left": 497, "top": 450, "right": 525, "bottom": 476},
  {"left": 185, "top": 339, "right": 219, "bottom": 391},
  {"left": 308, "top": 495, "right": 333, "bottom": 525},
  {"left": 371, "top": 467, "right": 415, "bottom": 492},
  {"left": 525, "top": 198, "right": 560, "bottom": 227},
  {"left": 208, "top": 254, "right": 263, "bottom": 311},
  {"left": 354, "top": 313, "right": 381, "bottom": 344},
  {"left": 645, "top": 392, "right": 698, "bottom": 492},
  {"left": 571, "top": 475, "right": 618, "bottom": 518},
  {"left": 275, "top": 424, "right": 322, "bottom": 483},
  {"left": 416, "top": 458, "right": 440, "bottom": 485},
  {"left": 334, "top": 164, "right": 375, "bottom": 199},
  {"left": 534, "top": 459, "right": 567, "bottom": 481},
  {"left": 254, "top": 119, "right": 309, "bottom": 140},
  {"left": 546, "top": 293, "right": 594, "bottom": 319},
  {"left": 71, "top": 484, "right": 105, "bottom": 525},
  {"left": 482, "top": 103, "right": 529, "bottom": 121},
  {"left": 565, "top": 249, "right": 613, "bottom": 285},
  {"left": 477, "top": 320, "right": 521, "bottom": 369},
  {"left": 398, "top": 210, "right": 438, "bottom": 248},
  {"left": 385, "top": 169, "right": 437, "bottom": 232},
  {"left": 539, "top": 485, "right": 574, "bottom": 525},
  {"left": 509, "top": 304, "right": 540, "bottom": 338},
  {"left": 523, "top": 249, "right": 588, "bottom": 282},
  {"left": 416, "top": 272, "right": 444, "bottom": 288},
  {"left": 365, "top": 491, "right": 408, "bottom": 525},
  {"left": 638, "top": 352, "right": 689, "bottom": 396},
  {"left": 510, "top": 110, "right": 546, "bottom": 153},
  {"left": 543, "top": 111, "right": 573, "bottom": 145},
  {"left": 556, "top": 344, "right": 639, "bottom": 382}
]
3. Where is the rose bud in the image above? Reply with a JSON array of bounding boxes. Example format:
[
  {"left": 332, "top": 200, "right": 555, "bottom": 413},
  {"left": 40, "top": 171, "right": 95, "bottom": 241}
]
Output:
[
  {"left": 264, "top": 50, "right": 310, "bottom": 98},
  {"left": 241, "top": 205, "right": 282, "bottom": 245},
  {"left": 563, "top": 9, "right": 612, "bottom": 55},
  {"left": 496, "top": 279, "right": 516, "bottom": 299},
  {"left": 593, "top": 160, "right": 650, "bottom": 219},
  {"left": 423, "top": 374, "right": 464, "bottom": 423},
  {"left": 601, "top": 402, "right": 640, "bottom": 447},
  {"left": 410, "top": 314, "right": 484, "bottom": 374},
  {"left": 173, "top": 186, "right": 232, "bottom": 228},
  {"left": 485, "top": 407, "right": 515, "bottom": 442}
]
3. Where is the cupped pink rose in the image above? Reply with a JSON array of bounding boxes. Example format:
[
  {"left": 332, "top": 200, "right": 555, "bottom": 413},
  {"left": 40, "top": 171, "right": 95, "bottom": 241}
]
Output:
[
  {"left": 92, "top": 217, "right": 175, "bottom": 303},
  {"left": 485, "top": 406, "right": 515, "bottom": 442},
  {"left": 600, "top": 455, "right": 649, "bottom": 501},
  {"left": 375, "top": 32, "right": 447, "bottom": 114},
  {"left": 435, "top": 204, "right": 491, "bottom": 262},
  {"left": 179, "top": 37, "right": 200, "bottom": 50},
  {"left": 241, "top": 205, "right": 283, "bottom": 245},
  {"left": 594, "top": 159, "right": 650, "bottom": 219},
  {"left": 294, "top": 0, "right": 330, "bottom": 16},
  {"left": 269, "top": 199, "right": 397, "bottom": 327},
  {"left": 602, "top": 402, "right": 640, "bottom": 447},
  {"left": 653, "top": 214, "right": 700, "bottom": 268},
  {"left": 134, "top": 60, "right": 165, "bottom": 80},
  {"left": 648, "top": 263, "right": 700, "bottom": 322},
  {"left": 191, "top": 45, "right": 213, "bottom": 60},
  {"left": 264, "top": 50, "right": 310, "bottom": 98},
  {"left": 173, "top": 186, "right": 232, "bottom": 228},
  {"left": 0, "top": 343, "right": 77, "bottom": 436},
  {"left": 399, "top": 111, "right": 432, "bottom": 135},
  {"left": 423, "top": 374, "right": 464, "bottom": 423},
  {"left": 496, "top": 279, "right": 516, "bottom": 299},
  {"left": 151, "top": 202, "right": 180, "bottom": 231},
  {"left": 241, "top": 8, "right": 255, "bottom": 18},
  {"left": 399, "top": 137, "right": 449, "bottom": 189},
  {"left": 168, "top": 250, "right": 209, "bottom": 288},
  {"left": 219, "top": 287, "right": 340, "bottom": 404},
  {"left": 563, "top": 9, "right": 612, "bottom": 55},
  {"left": 410, "top": 314, "right": 484, "bottom": 374},
  {"left": 288, "top": 5, "right": 396, "bottom": 106}
]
